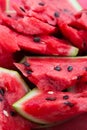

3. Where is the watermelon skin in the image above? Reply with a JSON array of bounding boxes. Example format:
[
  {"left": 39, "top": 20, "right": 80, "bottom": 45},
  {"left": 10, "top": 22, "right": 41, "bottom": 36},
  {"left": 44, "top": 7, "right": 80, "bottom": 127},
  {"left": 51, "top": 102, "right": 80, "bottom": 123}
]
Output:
[
  {"left": 15, "top": 57, "right": 87, "bottom": 92},
  {"left": 0, "top": 68, "right": 32, "bottom": 130},
  {"left": 17, "top": 34, "right": 78, "bottom": 56},
  {"left": 13, "top": 88, "right": 87, "bottom": 125}
]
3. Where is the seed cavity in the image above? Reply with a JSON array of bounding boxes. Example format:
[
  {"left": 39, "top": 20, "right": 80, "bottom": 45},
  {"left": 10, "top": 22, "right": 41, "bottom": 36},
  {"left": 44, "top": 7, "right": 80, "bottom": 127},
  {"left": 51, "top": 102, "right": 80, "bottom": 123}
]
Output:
[
  {"left": 33, "top": 37, "right": 41, "bottom": 43},
  {"left": 63, "top": 95, "right": 69, "bottom": 100},
  {"left": 54, "top": 12, "right": 60, "bottom": 17},
  {"left": 64, "top": 101, "right": 74, "bottom": 107},
  {"left": 23, "top": 62, "right": 30, "bottom": 67},
  {"left": 38, "top": 2, "right": 45, "bottom": 6},
  {"left": 20, "top": 7, "right": 25, "bottom": 12},
  {"left": 54, "top": 66, "right": 62, "bottom": 71},
  {"left": 0, "top": 88, "right": 5, "bottom": 96},
  {"left": 10, "top": 111, "right": 17, "bottom": 117},
  {"left": 45, "top": 97, "right": 57, "bottom": 101},
  {"left": 67, "top": 66, "right": 73, "bottom": 72}
]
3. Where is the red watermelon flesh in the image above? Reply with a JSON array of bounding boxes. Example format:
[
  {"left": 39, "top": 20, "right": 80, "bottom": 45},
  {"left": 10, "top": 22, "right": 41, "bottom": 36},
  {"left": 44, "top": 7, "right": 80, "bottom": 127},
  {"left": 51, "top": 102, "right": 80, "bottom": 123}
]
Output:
[
  {"left": 0, "top": 67, "right": 31, "bottom": 130},
  {"left": 0, "top": 24, "right": 19, "bottom": 53},
  {"left": 15, "top": 57, "right": 87, "bottom": 92},
  {"left": 19, "top": 0, "right": 82, "bottom": 26},
  {"left": 78, "top": 0, "right": 87, "bottom": 9},
  {"left": 17, "top": 34, "right": 78, "bottom": 56},
  {"left": 37, "top": 113, "right": 87, "bottom": 130},
  {"left": 71, "top": 10, "right": 87, "bottom": 30},
  {"left": 57, "top": 21, "right": 87, "bottom": 51},
  {"left": 0, "top": 0, "right": 6, "bottom": 11},
  {"left": 13, "top": 88, "right": 87, "bottom": 124},
  {"left": 0, "top": 51, "right": 14, "bottom": 69},
  {"left": 1, "top": 14, "right": 56, "bottom": 35}
]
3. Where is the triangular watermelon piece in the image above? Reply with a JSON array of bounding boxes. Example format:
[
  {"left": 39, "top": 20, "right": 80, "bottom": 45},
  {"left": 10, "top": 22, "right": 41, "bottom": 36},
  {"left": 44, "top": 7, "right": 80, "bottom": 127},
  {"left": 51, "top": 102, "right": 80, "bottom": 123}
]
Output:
[
  {"left": 15, "top": 57, "right": 87, "bottom": 92},
  {"left": 13, "top": 88, "right": 87, "bottom": 124}
]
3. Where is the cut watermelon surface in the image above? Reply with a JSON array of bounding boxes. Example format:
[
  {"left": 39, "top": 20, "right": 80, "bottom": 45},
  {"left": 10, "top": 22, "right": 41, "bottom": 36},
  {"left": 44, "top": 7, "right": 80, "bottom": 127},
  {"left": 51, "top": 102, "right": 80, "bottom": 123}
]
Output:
[
  {"left": 15, "top": 57, "right": 87, "bottom": 92},
  {"left": 0, "top": 67, "right": 32, "bottom": 130},
  {"left": 13, "top": 88, "right": 87, "bottom": 124},
  {"left": 0, "top": 0, "right": 87, "bottom": 130}
]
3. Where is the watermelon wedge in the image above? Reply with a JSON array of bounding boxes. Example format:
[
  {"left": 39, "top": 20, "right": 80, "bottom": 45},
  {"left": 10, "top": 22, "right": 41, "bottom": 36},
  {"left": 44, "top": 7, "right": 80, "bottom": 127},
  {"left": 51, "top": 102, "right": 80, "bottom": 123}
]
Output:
[
  {"left": 13, "top": 88, "right": 87, "bottom": 124},
  {"left": 0, "top": 67, "right": 32, "bottom": 130},
  {"left": 17, "top": 35, "right": 78, "bottom": 56},
  {"left": 15, "top": 57, "right": 87, "bottom": 92}
]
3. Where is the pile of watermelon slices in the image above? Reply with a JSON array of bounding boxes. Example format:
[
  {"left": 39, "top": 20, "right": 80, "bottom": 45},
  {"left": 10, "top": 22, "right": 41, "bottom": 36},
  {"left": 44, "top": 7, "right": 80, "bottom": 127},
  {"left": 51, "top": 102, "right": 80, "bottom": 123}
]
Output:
[{"left": 0, "top": 0, "right": 87, "bottom": 130}]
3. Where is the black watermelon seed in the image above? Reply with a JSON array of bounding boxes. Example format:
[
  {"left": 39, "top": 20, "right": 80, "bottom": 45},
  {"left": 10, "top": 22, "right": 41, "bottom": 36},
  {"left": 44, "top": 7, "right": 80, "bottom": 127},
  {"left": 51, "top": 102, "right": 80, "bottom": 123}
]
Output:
[
  {"left": 0, "top": 98, "right": 3, "bottom": 102},
  {"left": 33, "top": 37, "right": 41, "bottom": 43},
  {"left": 54, "top": 12, "right": 60, "bottom": 17},
  {"left": 26, "top": 70, "right": 33, "bottom": 75},
  {"left": 63, "top": 95, "right": 69, "bottom": 100},
  {"left": 67, "top": 66, "right": 73, "bottom": 72},
  {"left": 38, "top": 2, "right": 45, "bottom": 6},
  {"left": 54, "top": 66, "right": 62, "bottom": 71},
  {"left": 23, "top": 62, "right": 30, "bottom": 67},
  {"left": 0, "top": 88, "right": 5, "bottom": 96},
  {"left": 20, "top": 7, "right": 25, "bottom": 12},
  {"left": 64, "top": 101, "right": 74, "bottom": 107},
  {"left": 10, "top": 111, "right": 17, "bottom": 117},
  {"left": 7, "top": 14, "right": 11, "bottom": 17},
  {"left": 45, "top": 97, "right": 57, "bottom": 101}
]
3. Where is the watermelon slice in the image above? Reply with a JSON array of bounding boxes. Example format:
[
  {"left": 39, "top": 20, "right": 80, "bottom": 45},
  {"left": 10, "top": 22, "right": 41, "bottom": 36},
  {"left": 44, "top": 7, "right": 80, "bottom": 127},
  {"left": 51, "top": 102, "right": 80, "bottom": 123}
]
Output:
[
  {"left": 13, "top": 88, "right": 87, "bottom": 124},
  {"left": 1, "top": 14, "right": 56, "bottom": 35},
  {"left": 17, "top": 34, "right": 78, "bottom": 56},
  {"left": 0, "top": 67, "right": 32, "bottom": 130},
  {"left": 15, "top": 57, "right": 87, "bottom": 92}
]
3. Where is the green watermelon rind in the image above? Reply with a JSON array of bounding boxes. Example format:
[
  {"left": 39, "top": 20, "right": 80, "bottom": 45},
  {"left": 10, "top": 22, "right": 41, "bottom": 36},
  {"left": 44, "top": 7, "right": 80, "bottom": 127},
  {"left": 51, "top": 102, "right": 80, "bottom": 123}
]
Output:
[
  {"left": 68, "top": 0, "right": 82, "bottom": 11},
  {"left": 68, "top": 47, "right": 79, "bottom": 57},
  {"left": 13, "top": 88, "right": 50, "bottom": 124},
  {"left": 0, "top": 67, "right": 30, "bottom": 92}
]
